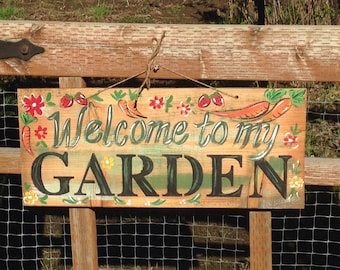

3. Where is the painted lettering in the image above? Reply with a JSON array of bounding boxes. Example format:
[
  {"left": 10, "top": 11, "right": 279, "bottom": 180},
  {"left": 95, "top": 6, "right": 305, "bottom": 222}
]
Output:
[
  {"left": 163, "top": 154, "right": 203, "bottom": 196},
  {"left": 250, "top": 155, "right": 291, "bottom": 198},
  {"left": 207, "top": 155, "right": 243, "bottom": 197},
  {"left": 194, "top": 112, "right": 229, "bottom": 147},
  {"left": 117, "top": 154, "right": 158, "bottom": 196},
  {"left": 31, "top": 152, "right": 74, "bottom": 195},
  {"left": 234, "top": 122, "right": 280, "bottom": 160},
  {"left": 48, "top": 106, "right": 88, "bottom": 148},
  {"left": 75, "top": 153, "right": 114, "bottom": 196},
  {"left": 84, "top": 120, "right": 102, "bottom": 143}
]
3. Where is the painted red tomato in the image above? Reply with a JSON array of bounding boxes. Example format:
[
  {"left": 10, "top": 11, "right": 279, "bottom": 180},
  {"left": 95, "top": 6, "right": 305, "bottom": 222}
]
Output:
[
  {"left": 75, "top": 92, "right": 87, "bottom": 105},
  {"left": 198, "top": 94, "right": 211, "bottom": 108},
  {"left": 60, "top": 95, "right": 73, "bottom": 108},
  {"left": 212, "top": 93, "right": 224, "bottom": 106}
]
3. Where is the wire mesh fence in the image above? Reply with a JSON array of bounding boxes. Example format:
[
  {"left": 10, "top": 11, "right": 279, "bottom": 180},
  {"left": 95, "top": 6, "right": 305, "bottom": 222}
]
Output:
[
  {"left": 0, "top": 79, "right": 339, "bottom": 269},
  {"left": 1, "top": 174, "right": 339, "bottom": 269}
]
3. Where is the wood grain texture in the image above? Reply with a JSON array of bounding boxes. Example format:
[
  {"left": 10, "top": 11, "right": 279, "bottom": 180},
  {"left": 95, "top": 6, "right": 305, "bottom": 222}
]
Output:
[
  {"left": 69, "top": 207, "right": 98, "bottom": 270},
  {"left": 0, "top": 147, "right": 21, "bottom": 174},
  {"left": 59, "top": 77, "right": 99, "bottom": 270},
  {"left": 0, "top": 147, "right": 337, "bottom": 186},
  {"left": 0, "top": 21, "right": 339, "bottom": 81},
  {"left": 249, "top": 211, "right": 272, "bottom": 270},
  {"left": 304, "top": 157, "right": 340, "bottom": 186}
]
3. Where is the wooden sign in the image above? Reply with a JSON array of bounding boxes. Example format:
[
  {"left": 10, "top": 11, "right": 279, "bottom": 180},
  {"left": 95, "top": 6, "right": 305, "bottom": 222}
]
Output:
[{"left": 18, "top": 87, "right": 306, "bottom": 208}]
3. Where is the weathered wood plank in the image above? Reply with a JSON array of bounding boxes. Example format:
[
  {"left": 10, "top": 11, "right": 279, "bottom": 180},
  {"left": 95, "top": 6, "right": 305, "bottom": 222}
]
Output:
[
  {"left": 304, "top": 157, "right": 340, "bottom": 186},
  {"left": 59, "top": 77, "right": 98, "bottom": 270},
  {"left": 0, "top": 147, "right": 338, "bottom": 186},
  {"left": 249, "top": 211, "right": 272, "bottom": 270},
  {"left": 16, "top": 87, "right": 306, "bottom": 209},
  {"left": 69, "top": 207, "right": 98, "bottom": 270},
  {"left": 0, "top": 147, "right": 21, "bottom": 174},
  {"left": 0, "top": 21, "right": 339, "bottom": 81}
]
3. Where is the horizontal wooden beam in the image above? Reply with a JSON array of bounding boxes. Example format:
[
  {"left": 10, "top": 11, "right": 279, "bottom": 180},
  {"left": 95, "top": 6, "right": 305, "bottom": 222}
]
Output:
[
  {"left": 0, "top": 147, "right": 338, "bottom": 186},
  {"left": 0, "top": 147, "right": 21, "bottom": 174},
  {"left": 0, "top": 21, "right": 339, "bottom": 81},
  {"left": 304, "top": 157, "right": 340, "bottom": 186}
]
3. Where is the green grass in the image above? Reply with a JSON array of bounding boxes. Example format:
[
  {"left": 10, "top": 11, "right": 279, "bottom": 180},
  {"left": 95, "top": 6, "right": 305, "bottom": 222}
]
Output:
[
  {"left": 0, "top": 5, "right": 26, "bottom": 19},
  {"left": 88, "top": 4, "right": 111, "bottom": 22},
  {"left": 171, "top": 5, "right": 185, "bottom": 13}
]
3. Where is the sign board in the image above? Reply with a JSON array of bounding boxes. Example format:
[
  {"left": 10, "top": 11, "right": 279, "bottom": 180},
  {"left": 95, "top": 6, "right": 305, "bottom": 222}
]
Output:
[{"left": 18, "top": 87, "right": 306, "bottom": 208}]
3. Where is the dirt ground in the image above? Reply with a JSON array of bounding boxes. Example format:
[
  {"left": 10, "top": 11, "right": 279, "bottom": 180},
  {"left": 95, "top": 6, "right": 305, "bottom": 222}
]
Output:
[
  {"left": 15, "top": 0, "right": 255, "bottom": 24},
  {"left": 4, "top": 0, "right": 338, "bottom": 25}
]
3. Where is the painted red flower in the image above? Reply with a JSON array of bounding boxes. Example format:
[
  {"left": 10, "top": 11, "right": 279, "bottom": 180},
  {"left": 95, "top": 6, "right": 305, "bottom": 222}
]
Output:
[
  {"left": 34, "top": 125, "right": 47, "bottom": 139},
  {"left": 22, "top": 94, "right": 45, "bottom": 117},
  {"left": 283, "top": 132, "right": 298, "bottom": 148},
  {"left": 177, "top": 101, "right": 192, "bottom": 117},
  {"left": 149, "top": 96, "right": 165, "bottom": 109}
]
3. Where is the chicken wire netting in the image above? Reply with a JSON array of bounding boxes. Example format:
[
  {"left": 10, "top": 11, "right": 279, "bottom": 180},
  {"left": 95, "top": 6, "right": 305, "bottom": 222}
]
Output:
[{"left": 0, "top": 80, "right": 339, "bottom": 269}]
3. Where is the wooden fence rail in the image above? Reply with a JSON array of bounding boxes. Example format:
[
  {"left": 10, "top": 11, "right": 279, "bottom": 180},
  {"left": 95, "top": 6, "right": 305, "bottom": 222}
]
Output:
[
  {"left": 1, "top": 21, "right": 339, "bottom": 270},
  {"left": 0, "top": 21, "right": 339, "bottom": 81},
  {"left": 0, "top": 148, "right": 338, "bottom": 186}
]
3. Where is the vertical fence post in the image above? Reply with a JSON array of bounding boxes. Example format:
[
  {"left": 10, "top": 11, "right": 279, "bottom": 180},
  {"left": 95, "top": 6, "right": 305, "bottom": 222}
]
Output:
[
  {"left": 249, "top": 211, "right": 272, "bottom": 270},
  {"left": 59, "top": 77, "right": 99, "bottom": 270}
]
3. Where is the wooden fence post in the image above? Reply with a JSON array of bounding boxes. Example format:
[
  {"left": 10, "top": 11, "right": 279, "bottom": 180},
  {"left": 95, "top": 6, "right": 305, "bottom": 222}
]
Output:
[
  {"left": 249, "top": 211, "right": 272, "bottom": 270},
  {"left": 59, "top": 77, "right": 99, "bottom": 270}
]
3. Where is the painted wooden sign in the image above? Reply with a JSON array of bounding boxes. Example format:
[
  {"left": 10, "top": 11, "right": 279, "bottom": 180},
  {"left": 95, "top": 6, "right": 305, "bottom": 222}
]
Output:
[{"left": 18, "top": 87, "right": 306, "bottom": 208}]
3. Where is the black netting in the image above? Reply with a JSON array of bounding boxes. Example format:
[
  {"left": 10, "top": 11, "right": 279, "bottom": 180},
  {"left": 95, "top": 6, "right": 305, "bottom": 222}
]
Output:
[{"left": 1, "top": 174, "right": 339, "bottom": 269}]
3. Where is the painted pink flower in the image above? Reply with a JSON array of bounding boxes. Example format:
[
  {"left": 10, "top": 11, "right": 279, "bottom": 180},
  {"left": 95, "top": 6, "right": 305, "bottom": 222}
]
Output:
[
  {"left": 177, "top": 101, "right": 192, "bottom": 117},
  {"left": 34, "top": 125, "right": 47, "bottom": 139},
  {"left": 149, "top": 96, "right": 165, "bottom": 109},
  {"left": 283, "top": 132, "right": 298, "bottom": 148},
  {"left": 22, "top": 94, "right": 45, "bottom": 117}
]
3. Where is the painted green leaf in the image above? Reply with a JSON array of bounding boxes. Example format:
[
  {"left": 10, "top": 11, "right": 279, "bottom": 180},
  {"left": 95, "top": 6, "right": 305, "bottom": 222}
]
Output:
[
  {"left": 62, "top": 196, "right": 78, "bottom": 204},
  {"left": 265, "top": 89, "right": 287, "bottom": 104},
  {"left": 36, "top": 141, "right": 48, "bottom": 148},
  {"left": 165, "top": 95, "right": 173, "bottom": 113},
  {"left": 187, "top": 193, "right": 201, "bottom": 204},
  {"left": 290, "top": 124, "right": 301, "bottom": 135},
  {"left": 81, "top": 197, "right": 89, "bottom": 204},
  {"left": 150, "top": 199, "right": 166, "bottom": 206},
  {"left": 40, "top": 141, "right": 48, "bottom": 148},
  {"left": 189, "top": 201, "right": 200, "bottom": 205},
  {"left": 24, "top": 182, "right": 30, "bottom": 190},
  {"left": 39, "top": 194, "right": 48, "bottom": 204},
  {"left": 20, "top": 112, "right": 37, "bottom": 125},
  {"left": 47, "top": 101, "right": 56, "bottom": 107},
  {"left": 128, "top": 89, "right": 138, "bottom": 100},
  {"left": 46, "top": 92, "right": 52, "bottom": 102},
  {"left": 289, "top": 89, "right": 305, "bottom": 106},
  {"left": 62, "top": 199, "right": 76, "bottom": 204},
  {"left": 111, "top": 90, "right": 127, "bottom": 101},
  {"left": 91, "top": 94, "right": 104, "bottom": 102},
  {"left": 113, "top": 196, "right": 125, "bottom": 205},
  {"left": 292, "top": 160, "right": 301, "bottom": 174}
]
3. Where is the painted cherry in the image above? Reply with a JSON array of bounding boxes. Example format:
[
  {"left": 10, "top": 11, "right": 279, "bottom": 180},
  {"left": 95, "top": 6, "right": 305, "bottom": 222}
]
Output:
[
  {"left": 60, "top": 95, "right": 73, "bottom": 108},
  {"left": 198, "top": 94, "right": 211, "bottom": 108},
  {"left": 75, "top": 92, "right": 87, "bottom": 105},
  {"left": 212, "top": 93, "right": 224, "bottom": 106}
]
